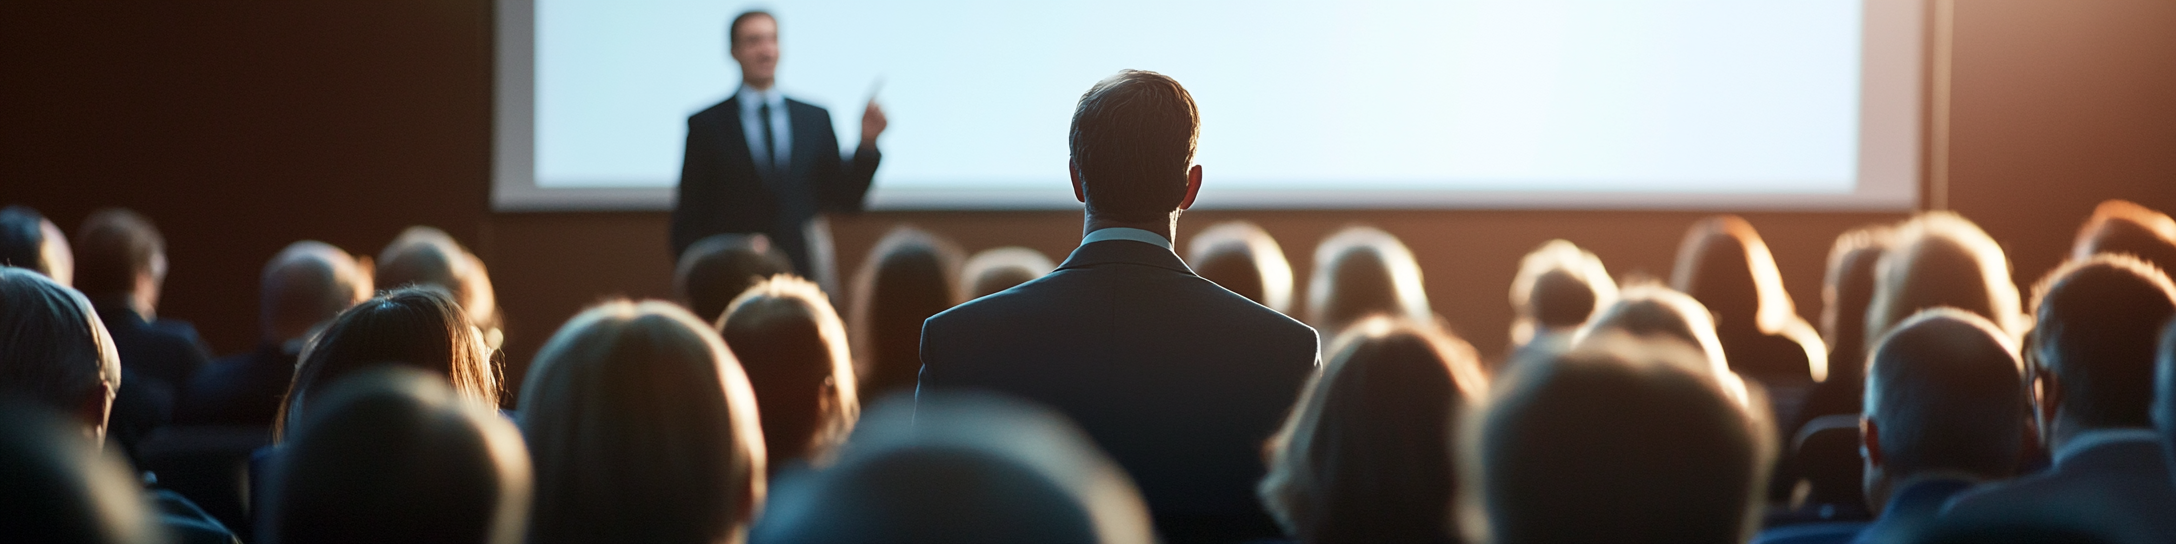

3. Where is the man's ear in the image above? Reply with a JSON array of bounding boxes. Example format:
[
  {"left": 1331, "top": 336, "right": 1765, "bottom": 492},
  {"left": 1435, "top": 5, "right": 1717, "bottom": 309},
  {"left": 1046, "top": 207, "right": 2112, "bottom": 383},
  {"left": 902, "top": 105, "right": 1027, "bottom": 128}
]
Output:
[
  {"left": 2034, "top": 369, "right": 2063, "bottom": 442},
  {"left": 1860, "top": 416, "right": 1884, "bottom": 468},
  {"left": 1070, "top": 159, "right": 1086, "bottom": 204},
  {"left": 1178, "top": 164, "right": 1203, "bottom": 210}
]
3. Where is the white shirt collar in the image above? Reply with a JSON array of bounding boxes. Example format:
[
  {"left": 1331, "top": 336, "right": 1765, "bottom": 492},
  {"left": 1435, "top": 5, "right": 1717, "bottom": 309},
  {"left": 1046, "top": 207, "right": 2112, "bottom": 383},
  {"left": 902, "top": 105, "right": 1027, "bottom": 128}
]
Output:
[
  {"left": 1080, "top": 227, "right": 1172, "bottom": 250},
  {"left": 2052, "top": 428, "right": 2162, "bottom": 466}
]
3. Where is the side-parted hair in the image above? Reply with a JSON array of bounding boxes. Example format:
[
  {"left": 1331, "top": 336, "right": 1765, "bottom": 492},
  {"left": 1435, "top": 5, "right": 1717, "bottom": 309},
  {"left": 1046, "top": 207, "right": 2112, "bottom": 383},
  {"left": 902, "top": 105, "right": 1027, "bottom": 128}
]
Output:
[
  {"left": 675, "top": 233, "right": 795, "bottom": 324},
  {"left": 1070, "top": 70, "right": 1199, "bottom": 223},
  {"left": 1186, "top": 221, "right": 1296, "bottom": 314},
  {"left": 1462, "top": 334, "right": 1775, "bottom": 544},
  {"left": 71, "top": 208, "right": 164, "bottom": 297},
  {"left": 519, "top": 300, "right": 767, "bottom": 544},
  {"left": 1862, "top": 309, "right": 2025, "bottom": 479},
  {"left": 720, "top": 275, "right": 859, "bottom": 468},
  {"left": 959, "top": 246, "right": 1055, "bottom": 300},
  {"left": 0, "top": 268, "right": 120, "bottom": 435},
  {"left": 1305, "top": 226, "right": 1431, "bottom": 337},
  {"left": 1510, "top": 239, "right": 1617, "bottom": 348},
  {"left": 278, "top": 287, "right": 498, "bottom": 435},
  {"left": 1671, "top": 215, "right": 1796, "bottom": 334},
  {"left": 1820, "top": 225, "right": 1895, "bottom": 385},
  {"left": 2030, "top": 254, "right": 2176, "bottom": 430},
  {"left": 1867, "top": 212, "right": 2023, "bottom": 343},
  {"left": 0, "top": 205, "right": 73, "bottom": 285},
  {"left": 847, "top": 226, "right": 962, "bottom": 400},
  {"left": 259, "top": 367, "right": 532, "bottom": 544},
  {"left": 1260, "top": 318, "right": 1486, "bottom": 543},
  {"left": 2072, "top": 199, "right": 2176, "bottom": 276}
]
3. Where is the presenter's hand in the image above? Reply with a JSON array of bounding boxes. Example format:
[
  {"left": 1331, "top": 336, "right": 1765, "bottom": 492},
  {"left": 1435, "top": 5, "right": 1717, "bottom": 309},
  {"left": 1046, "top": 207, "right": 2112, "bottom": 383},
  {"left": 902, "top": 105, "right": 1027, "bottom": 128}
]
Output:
[{"left": 860, "top": 100, "right": 888, "bottom": 147}]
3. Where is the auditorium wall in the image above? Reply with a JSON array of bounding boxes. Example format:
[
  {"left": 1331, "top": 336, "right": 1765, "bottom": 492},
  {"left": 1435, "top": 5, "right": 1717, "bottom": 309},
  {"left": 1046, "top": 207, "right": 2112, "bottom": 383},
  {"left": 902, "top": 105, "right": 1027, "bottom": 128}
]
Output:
[{"left": 6, "top": 1, "right": 2172, "bottom": 399}]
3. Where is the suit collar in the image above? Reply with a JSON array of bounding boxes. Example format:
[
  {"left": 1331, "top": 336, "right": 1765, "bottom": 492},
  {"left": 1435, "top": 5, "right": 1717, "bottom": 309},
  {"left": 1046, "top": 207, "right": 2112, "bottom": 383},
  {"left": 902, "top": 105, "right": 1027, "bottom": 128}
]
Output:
[{"left": 1058, "top": 239, "right": 1195, "bottom": 276}]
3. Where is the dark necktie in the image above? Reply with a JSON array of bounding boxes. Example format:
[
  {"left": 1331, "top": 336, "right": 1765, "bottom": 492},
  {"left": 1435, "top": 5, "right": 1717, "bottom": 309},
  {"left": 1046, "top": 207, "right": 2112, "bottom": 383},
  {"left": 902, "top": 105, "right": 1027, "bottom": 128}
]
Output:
[{"left": 759, "top": 101, "right": 779, "bottom": 177}]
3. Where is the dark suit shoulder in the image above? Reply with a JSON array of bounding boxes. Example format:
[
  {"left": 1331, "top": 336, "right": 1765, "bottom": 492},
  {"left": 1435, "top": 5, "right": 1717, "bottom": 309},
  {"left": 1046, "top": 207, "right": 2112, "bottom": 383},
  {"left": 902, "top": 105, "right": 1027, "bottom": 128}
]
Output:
[{"left": 689, "top": 96, "right": 739, "bottom": 124}]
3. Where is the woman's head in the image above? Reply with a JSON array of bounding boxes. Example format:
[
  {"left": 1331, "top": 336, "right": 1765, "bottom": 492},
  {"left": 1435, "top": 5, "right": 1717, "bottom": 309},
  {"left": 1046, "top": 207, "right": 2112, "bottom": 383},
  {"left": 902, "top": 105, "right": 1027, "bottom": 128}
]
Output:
[
  {"left": 720, "top": 275, "right": 859, "bottom": 469},
  {"left": 279, "top": 286, "right": 498, "bottom": 435}
]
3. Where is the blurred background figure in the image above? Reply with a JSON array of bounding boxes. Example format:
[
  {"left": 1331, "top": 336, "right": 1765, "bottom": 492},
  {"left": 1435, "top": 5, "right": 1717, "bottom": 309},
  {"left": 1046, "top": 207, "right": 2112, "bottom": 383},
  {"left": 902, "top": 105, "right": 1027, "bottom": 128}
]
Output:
[
  {"left": 1306, "top": 226, "right": 1432, "bottom": 340},
  {"left": 719, "top": 276, "right": 860, "bottom": 472},
  {"left": 753, "top": 393, "right": 1155, "bottom": 544},
  {"left": 2070, "top": 199, "right": 2176, "bottom": 275},
  {"left": 376, "top": 226, "right": 504, "bottom": 350},
  {"left": 1505, "top": 239, "right": 1616, "bottom": 364},
  {"left": 1864, "top": 212, "right": 2024, "bottom": 344},
  {"left": 256, "top": 367, "right": 531, "bottom": 544},
  {"left": 74, "top": 208, "right": 210, "bottom": 467},
  {"left": 1186, "top": 221, "right": 1294, "bottom": 314},
  {"left": 1259, "top": 318, "right": 1486, "bottom": 544},
  {"left": 846, "top": 226, "right": 961, "bottom": 401},
  {"left": 1575, "top": 282, "right": 1734, "bottom": 384},
  {"left": 1464, "top": 334, "right": 1774, "bottom": 544},
  {"left": 277, "top": 287, "right": 500, "bottom": 432},
  {"left": 0, "top": 204, "right": 74, "bottom": 285},
  {"left": 2155, "top": 319, "right": 2176, "bottom": 483},
  {"left": 1671, "top": 215, "right": 1825, "bottom": 427},
  {"left": 0, "top": 401, "right": 164, "bottom": 544},
  {"left": 959, "top": 246, "right": 1055, "bottom": 300},
  {"left": 519, "top": 300, "right": 767, "bottom": 544},
  {"left": 1795, "top": 225, "right": 1895, "bottom": 427},
  {"left": 675, "top": 232, "right": 795, "bottom": 325},
  {"left": 177, "top": 241, "right": 372, "bottom": 427}
]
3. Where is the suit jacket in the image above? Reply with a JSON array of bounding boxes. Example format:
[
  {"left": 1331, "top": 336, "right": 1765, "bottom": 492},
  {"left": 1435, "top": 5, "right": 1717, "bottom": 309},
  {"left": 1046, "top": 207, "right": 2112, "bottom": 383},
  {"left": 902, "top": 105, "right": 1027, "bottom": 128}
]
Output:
[
  {"left": 174, "top": 342, "right": 297, "bottom": 427},
  {"left": 1941, "top": 431, "right": 2176, "bottom": 542},
  {"left": 917, "top": 239, "right": 1320, "bottom": 542},
  {"left": 670, "top": 95, "right": 879, "bottom": 277},
  {"left": 94, "top": 299, "right": 210, "bottom": 467}
]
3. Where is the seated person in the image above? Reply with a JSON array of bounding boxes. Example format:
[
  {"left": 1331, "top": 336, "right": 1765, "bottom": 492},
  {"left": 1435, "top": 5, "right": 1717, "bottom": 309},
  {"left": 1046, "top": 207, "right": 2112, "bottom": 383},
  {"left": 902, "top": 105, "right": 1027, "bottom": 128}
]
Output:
[
  {"left": 1305, "top": 225, "right": 1432, "bottom": 340},
  {"left": 376, "top": 226, "right": 504, "bottom": 350},
  {"left": 518, "top": 300, "right": 767, "bottom": 543},
  {"left": 1943, "top": 255, "right": 2176, "bottom": 541},
  {"left": 1796, "top": 225, "right": 1894, "bottom": 425},
  {"left": 177, "top": 241, "right": 371, "bottom": 427},
  {"left": 959, "top": 246, "right": 1055, "bottom": 300},
  {"left": 1670, "top": 215, "right": 1825, "bottom": 422},
  {"left": 2071, "top": 199, "right": 2176, "bottom": 275},
  {"left": 74, "top": 208, "right": 210, "bottom": 464},
  {"left": 845, "top": 226, "right": 961, "bottom": 401},
  {"left": 1865, "top": 212, "right": 2025, "bottom": 343},
  {"left": 719, "top": 275, "right": 860, "bottom": 471},
  {"left": 0, "top": 401, "right": 163, "bottom": 543},
  {"left": 675, "top": 232, "right": 794, "bottom": 325},
  {"left": 1258, "top": 318, "right": 1486, "bottom": 544},
  {"left": 277, "top": 286, "right": 501, "bottom": 432},
  {"left": 1184, "top": 220, "right": 1294, "bottom": 314},
  {"left": 0, "top": 205, "right": 73, "bottom": 284},
  {"left": 1506, "top": 239, "right": 1616, "bottom": 362},
  {"left": 256, "top": 367, "right": 531, "bottom": 544},
  {"left": 1464, "top": 332, "right": 1775, "bottom": 544},
  {"left": 752, "top": 393, "right": 1155, "bottom": 544}
]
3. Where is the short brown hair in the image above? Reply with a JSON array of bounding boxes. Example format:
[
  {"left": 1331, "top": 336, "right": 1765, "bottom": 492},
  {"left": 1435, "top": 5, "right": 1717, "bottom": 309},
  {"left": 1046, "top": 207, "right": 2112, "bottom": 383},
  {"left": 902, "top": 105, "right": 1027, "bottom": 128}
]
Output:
[
  {"left": 72, "top": 208, "right": 163, "bottom": 296},
  {"left": 720, "top": 275, "right": 858, "bottom": 467},
  {"left": 1069, "top": 70, "right": 1199, "bottom": 222},
  {"left": 728, "top": 10, "right": 773, "bottom": 48}
]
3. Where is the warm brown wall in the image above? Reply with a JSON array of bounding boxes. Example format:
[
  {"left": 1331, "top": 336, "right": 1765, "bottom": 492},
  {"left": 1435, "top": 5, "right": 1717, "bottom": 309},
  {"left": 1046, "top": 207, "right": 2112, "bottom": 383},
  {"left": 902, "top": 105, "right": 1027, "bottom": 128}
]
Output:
[{"left": 7, "top": 1, "right": 2173, "bottom": 399}]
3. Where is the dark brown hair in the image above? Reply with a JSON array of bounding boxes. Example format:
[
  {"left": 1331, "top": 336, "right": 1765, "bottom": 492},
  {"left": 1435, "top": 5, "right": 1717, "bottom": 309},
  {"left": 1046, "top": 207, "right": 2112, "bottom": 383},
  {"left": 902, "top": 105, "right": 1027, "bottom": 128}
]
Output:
[
  {"left": 278, "top": 286, "right": 499, "bottom": 435},
  {"left": 728, "top": 10, "right": 773, "bottom": 48},
  {"left": 721, "top": 275, "right": 858, "bottom": 468},
  {"left": 1069, "top": 70, "right": 1199, "bottom": 222},
  {"left": 71, "top": 208, "right": 163, "bottom": 296}
]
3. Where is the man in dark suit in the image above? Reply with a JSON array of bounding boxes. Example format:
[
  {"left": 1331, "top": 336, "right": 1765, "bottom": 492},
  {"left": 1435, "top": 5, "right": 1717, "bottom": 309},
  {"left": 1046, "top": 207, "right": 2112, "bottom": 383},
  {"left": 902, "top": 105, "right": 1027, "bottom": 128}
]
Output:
[
  {"left": 1943, "top": 255, "right": 2176, "bottom": 541},
  {"left": 73, "top": 208, "right": 210, "bottom": 467},
  {"left": 177, "top": 241, "right": 370, "bottom": 427},
  {"left": 917, "top": 70, "right": 1319, "bottom": 542},
  {"left": 671, "top": 10, "right": 885, "bottom": 288}
]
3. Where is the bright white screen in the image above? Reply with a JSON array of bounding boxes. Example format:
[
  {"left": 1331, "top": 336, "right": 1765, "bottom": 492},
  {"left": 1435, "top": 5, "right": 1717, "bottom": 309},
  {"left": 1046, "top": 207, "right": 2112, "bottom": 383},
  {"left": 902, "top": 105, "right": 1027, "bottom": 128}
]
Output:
[{"left": 496, "top": 0, "right": 1920, "bottom": 210}]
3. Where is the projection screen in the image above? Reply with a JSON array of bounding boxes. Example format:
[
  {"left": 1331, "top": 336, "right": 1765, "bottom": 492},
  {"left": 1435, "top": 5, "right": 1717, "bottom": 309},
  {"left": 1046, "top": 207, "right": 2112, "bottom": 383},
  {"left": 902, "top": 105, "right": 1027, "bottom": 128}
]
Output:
[{"left": 493, "top": 0, "right": 1923, "bottom": 211}]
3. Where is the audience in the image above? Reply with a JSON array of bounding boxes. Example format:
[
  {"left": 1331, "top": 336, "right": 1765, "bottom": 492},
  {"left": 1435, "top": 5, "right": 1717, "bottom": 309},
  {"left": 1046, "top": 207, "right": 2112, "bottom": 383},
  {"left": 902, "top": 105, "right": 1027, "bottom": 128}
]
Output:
[
  {"left": 1185, "top": 220, "right": 1295, "bottom": 314},
  {"left": 1943, "top": 255, "right": 2176, "bottom": 541},
  {"left": 1306, "top": 225, "right": 1432, "bottom": 338},
  {"left": 1576, "top": 282, "right": 1733, "bottom": 381},
  {"left": 676, "top": 232, "right": 795, "bottom": 325},
  {"left": 74, "top": 208, "right": 211, "bottom": 465},
  {"left": 960, "top": 246, "right": 1056, "bottom": 299},
  {"left": 719, "top": 275, "right": 860, "bottom": 471},
  {"left": 0, "top": 401, "right": 163, "bottom": 544},
  {"left": 846, "top": 226, "right": 961, "bottom": 401},
  {"left": 176, "top": 241, "right": 371, "bottom": 427},
  {"left": 1506, "top": 239, "right": 1615, "bottom": 361},
  {"left": 377, "top": 225, "right": 504, "bottom": 350},
  {"left": 2071, "top": 199, "right": 2176, "bottom": 275},
  {"left": 518, "top": 300, "right": 767, "bottom": 544},
  {"left": 1463, "top": 332, "right": 1775, "bottom": 544},
  {"left": 1258, "top": 318, "right": 1486, "bottom": 544},
  {"left": 917, "top": 70, "right": 1320, "bottom": 542},
  {"left": 0, "top": 205, "right": 73, "bottom": 285},
  {"left": 1864, "top": 211, "right": 2024, "bottom": 343},
  {"left": 1796, "top": 225, "right": 1894, "bottom": 424},
  {"left": 256, "top": 366, "right": 531, "bottom": 544},
  {"left": 276, "top": 286, "right": 500, "bottom": 433},
  {"left": 1670, "top": 215, "right": 1826, "bottom": 424},
  {"left": 753, "top": 393, "right": 1157, "bottom": 544}
]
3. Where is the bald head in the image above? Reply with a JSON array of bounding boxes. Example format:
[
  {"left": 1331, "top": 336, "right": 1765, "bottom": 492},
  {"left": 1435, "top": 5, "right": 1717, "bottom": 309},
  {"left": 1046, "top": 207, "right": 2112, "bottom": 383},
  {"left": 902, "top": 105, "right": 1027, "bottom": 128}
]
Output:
[
  {"left": 262, "top": 241, "right": 372, "bottom": 346},
  {"left": 0, "top": 205, "right": 73, "bottom": 286},
  {"left": 1862, "top": 310, "right": 2024, "bottom": 496}
]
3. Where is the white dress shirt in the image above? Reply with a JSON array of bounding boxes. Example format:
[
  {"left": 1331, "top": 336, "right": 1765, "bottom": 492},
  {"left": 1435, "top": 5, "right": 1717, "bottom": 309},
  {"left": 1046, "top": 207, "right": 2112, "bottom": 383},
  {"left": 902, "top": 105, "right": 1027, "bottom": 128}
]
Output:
[{"left": 737, "top": 86, "right": 793, "bottom": 173}]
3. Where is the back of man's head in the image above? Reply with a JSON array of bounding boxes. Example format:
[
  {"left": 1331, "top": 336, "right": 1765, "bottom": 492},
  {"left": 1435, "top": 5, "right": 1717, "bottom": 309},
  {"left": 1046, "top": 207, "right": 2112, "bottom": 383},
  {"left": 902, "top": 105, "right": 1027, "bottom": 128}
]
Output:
[
  {"left": 719, "top": 275, "right": 859, "bottom": 467},
  {"left": 0, "top": 205, "right": 73, "bottom": 286},
  {"left": 1070, "top": 70, "right": 1198, "bottom": 223},
  {"left": 1464, "top": 336, "right": 1773, "bottom": 544},
  {"left": 2031, "top": 255, "right": 2176, "bottom": 433},
  {"left": 0, "top": 268, "right": 120, "bottom": 437},
  {"left": 1186, "top": 221, "right": 1295, "bottom": 313},
  {"left": 0, "top": 400, "right": 161, "bottom": 544},
  {"left": 1511, "top": 240, "right": 1617, "bottom": 347},
  {"left": 70, "top": 208, "right": 163, "bottom": 298},
  {"left": 1862, "top": 309, "right": 2024, "bottom": 489},
  {"left": 378, "top": 226, "right": 499, "bottom": 338},
  {"left": 261, "top": 241, "right": 372, "bottom": 345},
  {"left": 1868, "top": 212, "right": 2021, "bottom": 343},
  {"left": 2073, "top": 199, "right": 2176, "bottom": 275},
  {"left": 675, "top": 233, "right": 794, "bottom": 324}
]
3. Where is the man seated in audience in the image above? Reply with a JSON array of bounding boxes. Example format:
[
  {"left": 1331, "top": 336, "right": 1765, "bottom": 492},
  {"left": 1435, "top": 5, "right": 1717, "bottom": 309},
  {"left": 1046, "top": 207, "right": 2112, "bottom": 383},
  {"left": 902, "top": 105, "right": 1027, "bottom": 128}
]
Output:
[
  {"left": 1463, "top": 332, "right": 1774, "bottom": 544},
  {"left": 675, "top": 232, "right": 794, "bottom": 325},
  {"left": 176, "top": 241, "right": 371, "bottom": 427},
  {"left": 847, "top": 226, "right": 962, "bottom": 401},
  {"left": 959, "top": 246, "right": 1055, "bottom": 300},
  {"left": 1506, "top": 239, "right": 1616, "bottom": 362},
  {"left": 0, "top": 267, "right": 236, "bottom": 543},
  {"left": 73, "top": 208, "right": 209, "bottom": 465},
  {"left": 258, "top": 367, "right": 531, "bottom": 544},
  {"left": 1305, "top": 225, "right": 1432, "bottom": 339},
  {"left": 1184, "top": 221, "right": 1294, "bottom": 314},
  {"left": 1943, "top": 255, "right": 2176, "bottom": 541},
  {"left": 2072, "top": 199, "right": 2176, "bottom": 275},
  {"left": 917, "top": 70, "right": 1319, "bottom": 542},
  {"left": 1865, "top": 212, "right": 2024, "bottom": 343},
  {"left": 752, "top": 393, "right": 1156, "bottom": 544},
  {"left": 377, "top": 226, "right": 504, "bottom": 350},
  {"left": 719, "top": 275, "right": 860, "bottom": 472},
  {"left": 0, "top": 205, "right": 73, "bottom": 284}
]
